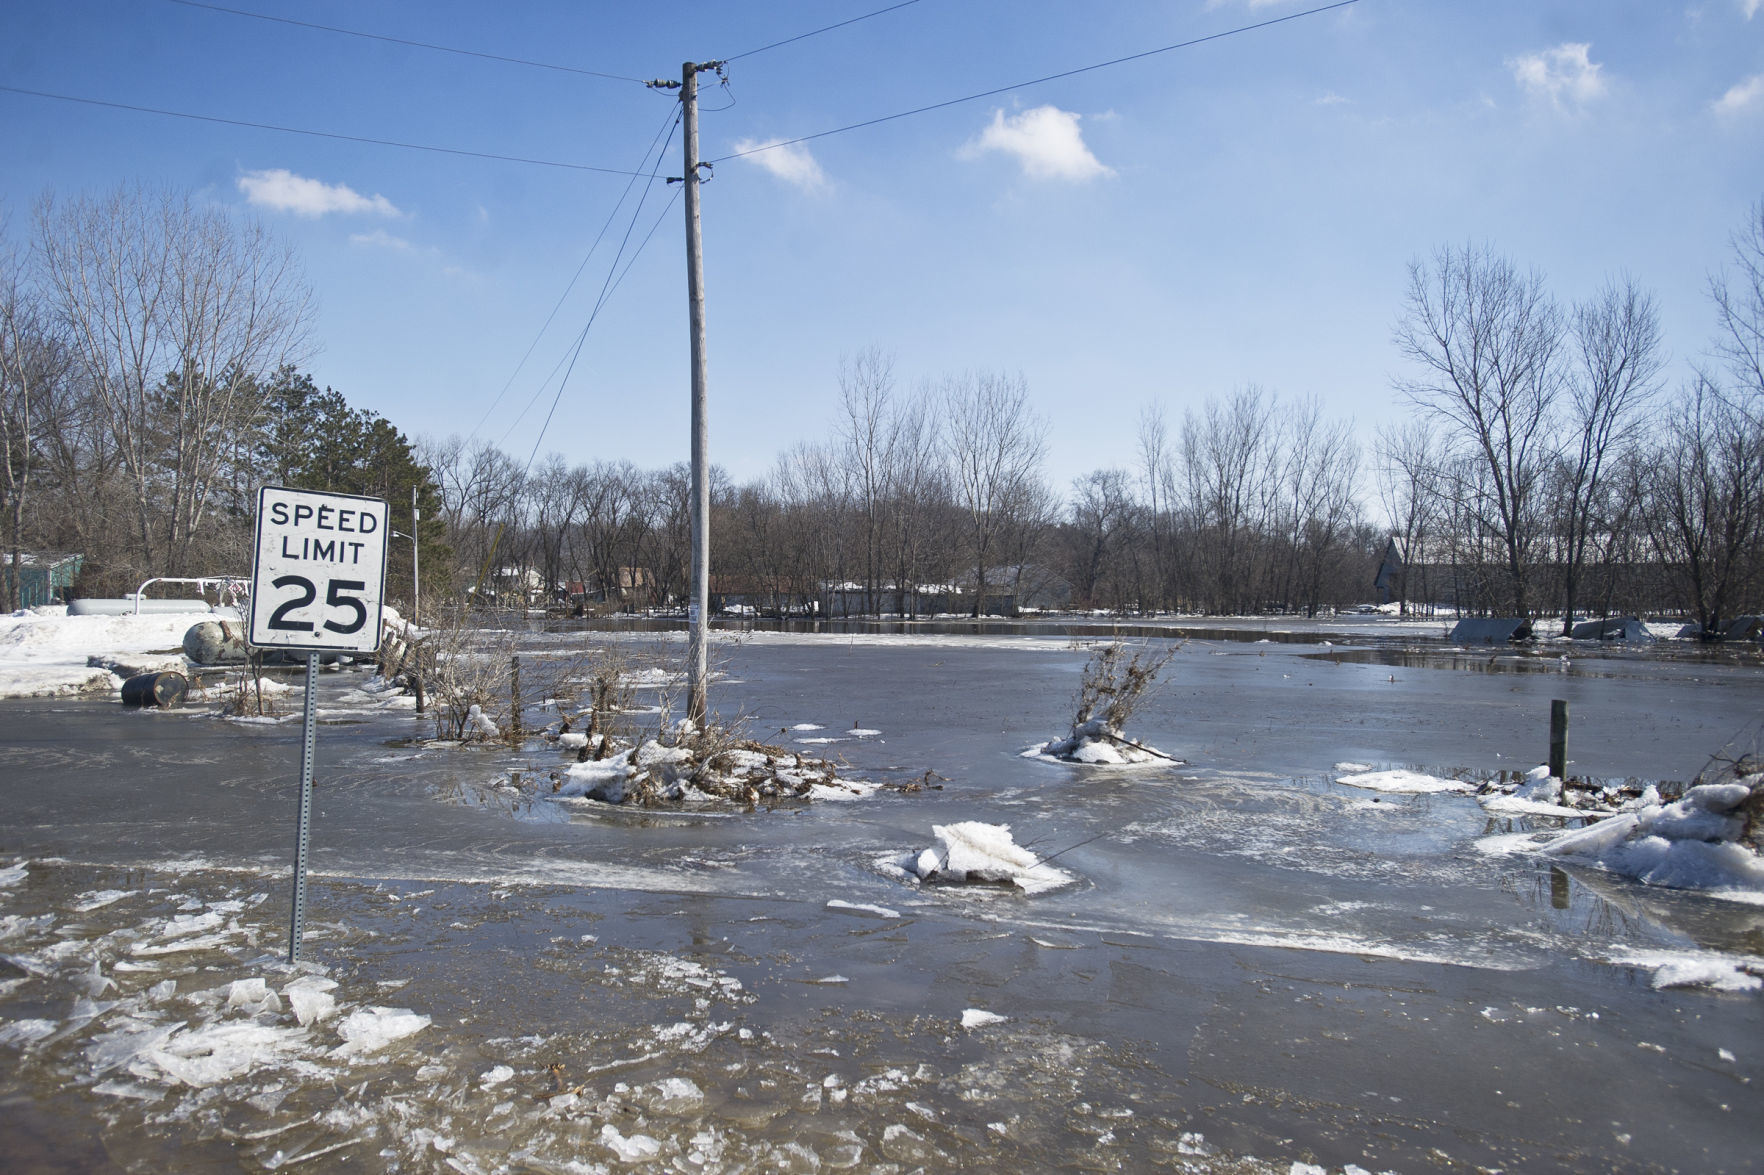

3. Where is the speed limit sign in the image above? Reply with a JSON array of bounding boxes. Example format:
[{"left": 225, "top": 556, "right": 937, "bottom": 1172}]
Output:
[{"left": 248, "top": 486, "right": 390, "bottom": 654}]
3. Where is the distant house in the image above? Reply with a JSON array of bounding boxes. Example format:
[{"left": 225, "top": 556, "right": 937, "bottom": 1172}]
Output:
[{"left": 3, "top": 552, "right": 84, "bottom": 608}]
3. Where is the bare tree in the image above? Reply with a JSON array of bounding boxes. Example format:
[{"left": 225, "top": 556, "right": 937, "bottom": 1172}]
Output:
[
  {"left": 1555, "top": 277, "right": 1664, "bottom": 632},
  {"left": 1180, "top": 386, "right": 1277, "bottom": 613},
  {"left": 1279, "top": 398, "right": 1362, "bottom": 617},
  {"left": 1710, "top": 197, "right": 1764, "bottom": 418},
  {"left": 943, "top": 372, "right": 1048, "bottom": 617},
  {"left": 1374, "top": 418, "right": 1445, "bottom": 615},
  {"left": 1394, "top": 244, "right": 1563, "bottom": 617},
  {"left": 0, "top": 237, "right": 72, "bottom": 607},
  {"left": 1641, "top": 379, "right": 1763, "bottom": 634},
  {"left": 35, "top": 185, "right": 312, "bottom": 576},
  {"left": 836, "top": 347, "right": 897, "bottom": 608}
]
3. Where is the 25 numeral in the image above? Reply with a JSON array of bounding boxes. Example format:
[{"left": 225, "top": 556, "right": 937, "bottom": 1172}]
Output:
[{"left": 266, "top": 575, "right": 367, "bottom": 635}]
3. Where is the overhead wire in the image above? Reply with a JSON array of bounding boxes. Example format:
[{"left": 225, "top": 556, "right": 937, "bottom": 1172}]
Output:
[
  {"left": 466, "top": 103, "right": 683, "bottom": 444},
  {"left": 723, "top": 0, "right": 926, "bottom": 63},
  {"left": 710, "top": 0, "right": 1361, "bottom": 164},
  {"left": 515, "top": 183, "right": 684, "bottom": 473},
  {"left": 500, "top": 98, "right": 688, "bottom": 466},
  {"left": 0, "top": 84, "right": 662, "bottom": 177},
  {"left": 165, "top": 0, "right": 647, "bottom": 83}
]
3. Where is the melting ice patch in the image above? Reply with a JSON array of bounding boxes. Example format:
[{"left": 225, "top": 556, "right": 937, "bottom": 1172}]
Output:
[
  {"left": 1610, "top": 949, "right": 1762, "bottom": 993},
  {"left": 1335, "top": 769, "right": 1473, "bottom": 795}
]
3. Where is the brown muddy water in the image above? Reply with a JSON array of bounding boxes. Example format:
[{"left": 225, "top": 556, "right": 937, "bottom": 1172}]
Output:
[{"left": 1, "top": 629, "right": 1761, "bottom": 1173}]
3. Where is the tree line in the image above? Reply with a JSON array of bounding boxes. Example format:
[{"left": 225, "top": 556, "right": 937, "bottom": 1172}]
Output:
[
  {"left": 0, "top": 186, "right": 441, "bottom": 608},
  {"left": 5, "top": 182, "right": 1761, "bottom": 626}
]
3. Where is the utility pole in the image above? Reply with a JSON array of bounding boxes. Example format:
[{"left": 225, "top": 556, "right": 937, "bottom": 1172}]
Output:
[
  {"left": 410, "top": 484, "right": 421, "bottom": 628},
  {"left": 681, "top": 59, "right": 720, "bottom": 726}
]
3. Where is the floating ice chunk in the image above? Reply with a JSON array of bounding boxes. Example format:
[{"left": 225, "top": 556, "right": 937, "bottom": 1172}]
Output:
[
  {"left": 332, "top": 1006, "right": 430, "bottom": 1056},
  {"left": 848, "top": 728, "right": 881, "bottom": 737},
  {"left": 146, "top": 1021, "right": 309, "bottom": 1087},
  {"left": 285, "top": 986, "right": 337, "bottom": 1026},
  {"left": 0, "top": 861, "right": 29, "bottom": 886},
  {"left": 73, "top": 889, "right": 130, "bottom": 912},
  {"left": 924, "top": 822, "right": 1076, "bottom": 894},
  {"left": 646, "top": 1076, "right": 704, "bottom": 1114},
  {"left": 1290, "top": 1163, "right": 1328, "bottom": 1175},
  {"left": 1720, "top": 1047, "right": 1737, "bottom": 1063},
  {"left": 225, "top": 978, "right": 283, "bottom": 1016},
  {"left": 600, "top": 1123, "right": 663, "bottom": 1162},
  {"left": 557, "top": 731, "right": 588, "bottom": 749},
  {"left": 827, "top": 899, "right": 899, "bottom": 919},
  {"left": 479, "top": 1064, "right": 515, "bottom": 1089},
  {"left": 961, "top": 1009, "right": 1007, "bottom": 1029},
  {"left": 0, "top": 1018, "right": 57, "bottom": 1047},
  {"left": 914, "top": 847, "right": 943, "bottom": 880},
  {"left": 1334, "top": 762, "right": 1372, "bottom": 773},
  {"left": 792, "top": 723, "right": 823, "bottom": 731}
]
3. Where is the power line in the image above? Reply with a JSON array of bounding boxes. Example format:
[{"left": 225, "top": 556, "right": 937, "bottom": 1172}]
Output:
[
  {"left": 166, "top": 0, "right": 646, "bottom": 84},
  {"left": 0, "top": 84, "right": 662, "bottom": 178},
  {"left": 710, "top": 0, "right": 1361, "bottom": 164},
  {"left": 516, "top": 184, "right": 684, "bottom": 472},
  {"left": 468, "top": 104, "right": 683, "bottom": 444},
  {"left": 724, "top": 0, "right": 926, "bottom": 63}
]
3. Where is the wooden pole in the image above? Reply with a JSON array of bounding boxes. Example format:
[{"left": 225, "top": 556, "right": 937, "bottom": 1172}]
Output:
[
  {"left": 683, "top": 60, "right": 712, "bottom": 725},
  {"left": 1549, "top": 698, "right": 1568, "bottom": 780}
]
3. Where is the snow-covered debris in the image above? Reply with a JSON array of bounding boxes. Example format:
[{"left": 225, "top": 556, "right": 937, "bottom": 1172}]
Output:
[
  {"left": 1031, "top": 718, "right": 1180, "bottom": 766},
  {"left": 549, "top": 730, "right": 863, "bottom": 807},
  {"left": 1034, "top": 641, "right": 1180, "bottom": 766},
  {"left": 889, "top": 822, "right": 1076, "bottom": 895},
  {"left": 1541, "top": 757, "right": 1764, "bottom": 897}
]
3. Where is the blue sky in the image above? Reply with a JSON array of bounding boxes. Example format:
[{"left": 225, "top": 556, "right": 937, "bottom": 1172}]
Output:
[{"left": 3, "top": 0, "right": 1762, "bottom": 494}]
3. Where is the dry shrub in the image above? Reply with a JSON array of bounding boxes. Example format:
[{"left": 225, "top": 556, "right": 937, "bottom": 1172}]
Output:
[{"left": 1072, "top": 640, "right": 1176, "bottom": 736}]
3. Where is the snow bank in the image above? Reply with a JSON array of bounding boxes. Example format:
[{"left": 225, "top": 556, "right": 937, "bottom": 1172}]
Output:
[
  {"left": 886, "top": 822, "right": 1077, "bottom": 895},
  {"left": 0, "top": 607, "right": 216, "bottom": 699},
  {"left": 1542, "top": 766, "right": 1764, "bottom": 900}
]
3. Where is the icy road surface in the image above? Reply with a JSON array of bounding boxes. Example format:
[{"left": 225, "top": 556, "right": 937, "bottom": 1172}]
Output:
[{"left": 1, "top": 627, "right": 1761, "bottom": 1173}]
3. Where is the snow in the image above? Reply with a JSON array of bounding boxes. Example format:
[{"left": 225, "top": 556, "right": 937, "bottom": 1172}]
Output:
[
  {"left": 1335, "top": 768, "right": 1473, "bottom": 795},
  {"left": 0, "top": 607, "right": 216, "bottom": 698},
  {"left": 826, "top": 899, "right": 899, "bottom": 919}
]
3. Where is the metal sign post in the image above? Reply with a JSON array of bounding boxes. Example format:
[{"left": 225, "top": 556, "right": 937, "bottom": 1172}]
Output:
[{"left": 247, "top": 486, "right": 389, "bottom": 963}]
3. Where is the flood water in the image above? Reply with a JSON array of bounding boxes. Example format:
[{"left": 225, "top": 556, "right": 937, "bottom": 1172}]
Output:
[{"left": 1, "top": 627, "right": 1761, "bottom": 1173}]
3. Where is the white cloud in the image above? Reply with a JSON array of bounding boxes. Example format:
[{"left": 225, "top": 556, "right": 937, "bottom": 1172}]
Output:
[
  {"left": 960, "top": 106, "right": 1113, "bottom": 182},
  {"left": 348, "top": 229, "right": 412, "bottom": 250},
  {"left": 1745, "top": 0, "right": 1761, "bottom": 19},
  {"left": 731, "top": 138, "right": 829, "bottom": 193},
  {"left": 1315, "top": 91, "right": 1349, "bottom": 106},
  {"left": 1509, "top": 42, "right": 1607, "bottom": 110},
  {"left": 1714, "top": 73, "right": 1764, "bottom": 115},
  {"left": 237, "top": 169, "right": 400, "bottom": 218}
]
